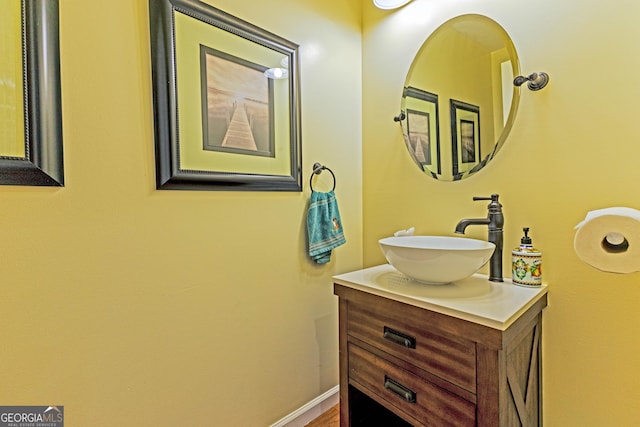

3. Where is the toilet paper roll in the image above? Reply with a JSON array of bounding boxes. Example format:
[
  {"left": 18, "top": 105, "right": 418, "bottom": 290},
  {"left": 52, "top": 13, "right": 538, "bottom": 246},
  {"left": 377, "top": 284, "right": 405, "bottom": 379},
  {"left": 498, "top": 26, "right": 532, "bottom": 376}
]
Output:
[{"left": 574, "top": 207, "right": 640, "bottom": 273}]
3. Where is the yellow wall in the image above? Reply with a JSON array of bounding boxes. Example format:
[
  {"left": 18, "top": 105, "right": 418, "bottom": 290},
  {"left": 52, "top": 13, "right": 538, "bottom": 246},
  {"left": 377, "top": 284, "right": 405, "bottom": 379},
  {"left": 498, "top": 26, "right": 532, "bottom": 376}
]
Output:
[
  {"left": 4, "top": 0, "right": 640, "bottom": 425},
  {"left": 0, "top": 0, "right": 362, "bottom": 425},
  {"left": 363, "top": 0, "right": 640, "bottom": 425}
]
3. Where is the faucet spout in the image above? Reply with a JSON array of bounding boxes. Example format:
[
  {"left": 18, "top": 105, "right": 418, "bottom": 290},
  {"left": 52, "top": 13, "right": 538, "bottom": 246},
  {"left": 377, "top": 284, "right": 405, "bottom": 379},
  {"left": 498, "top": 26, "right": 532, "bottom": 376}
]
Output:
[
  {"left": 454, "top": 194, "right": 504, "bottom": 282},
  {"left": 455, "top": 218, "right": 490, "bottom": 234}
]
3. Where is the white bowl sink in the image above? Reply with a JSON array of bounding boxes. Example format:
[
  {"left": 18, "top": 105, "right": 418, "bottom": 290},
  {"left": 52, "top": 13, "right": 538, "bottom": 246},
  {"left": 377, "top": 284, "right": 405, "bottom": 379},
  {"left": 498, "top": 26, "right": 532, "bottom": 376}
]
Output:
[{"left": 379, "top": 236, "right": 495, "bottom": 285}]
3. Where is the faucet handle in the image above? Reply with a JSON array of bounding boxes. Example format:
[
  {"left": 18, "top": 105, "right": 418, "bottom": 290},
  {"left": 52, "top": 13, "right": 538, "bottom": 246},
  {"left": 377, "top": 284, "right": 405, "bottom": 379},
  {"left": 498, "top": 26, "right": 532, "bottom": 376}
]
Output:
[
  {"left": 473, "top": 194, "right": 499, "bottom": 202},
  {"left": 473, "top": 194, "right": 502, "bottom": 212}
]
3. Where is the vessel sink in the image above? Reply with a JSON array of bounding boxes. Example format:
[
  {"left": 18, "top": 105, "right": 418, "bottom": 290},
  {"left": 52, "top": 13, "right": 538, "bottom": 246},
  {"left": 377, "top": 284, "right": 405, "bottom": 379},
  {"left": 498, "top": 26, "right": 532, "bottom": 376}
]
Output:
[{"left": 378, "top": 236, "right": 496, "bottom": 285}]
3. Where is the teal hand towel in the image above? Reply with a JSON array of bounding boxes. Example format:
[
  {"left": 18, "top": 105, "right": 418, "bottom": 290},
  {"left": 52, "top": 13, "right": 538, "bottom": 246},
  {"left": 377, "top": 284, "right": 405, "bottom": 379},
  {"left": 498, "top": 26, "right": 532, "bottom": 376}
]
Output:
[{"left": 307, "top": 190, "right": 346, "bottom": 264}]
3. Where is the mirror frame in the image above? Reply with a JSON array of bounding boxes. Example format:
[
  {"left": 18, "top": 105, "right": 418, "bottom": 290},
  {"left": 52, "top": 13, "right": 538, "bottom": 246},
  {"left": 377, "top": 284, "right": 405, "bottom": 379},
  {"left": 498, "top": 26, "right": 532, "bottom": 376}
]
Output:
[
  {"left": 400, "top": 14, "right": 520, "bottom": 181},
  {"left": 0, "top": 0, "right": 64, "bottom": 186}
]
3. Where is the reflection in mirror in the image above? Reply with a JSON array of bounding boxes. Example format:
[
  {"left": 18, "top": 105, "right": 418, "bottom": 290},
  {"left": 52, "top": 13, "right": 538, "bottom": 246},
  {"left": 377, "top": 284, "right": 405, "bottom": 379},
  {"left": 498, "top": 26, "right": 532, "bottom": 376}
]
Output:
[{"left": 400, "top": 14, "right": 520, "bottom": 181}]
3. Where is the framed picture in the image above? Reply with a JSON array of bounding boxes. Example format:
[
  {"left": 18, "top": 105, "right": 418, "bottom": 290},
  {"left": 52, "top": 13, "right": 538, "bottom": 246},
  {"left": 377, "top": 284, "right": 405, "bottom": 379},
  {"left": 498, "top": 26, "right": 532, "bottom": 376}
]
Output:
[
  {"left": 200, "top": 47, "right": 275, "bottom": 158},
  {"left": 402, "top": 87, "right": 441, "bottom": 175},
  {"left": 450, "top": 99, "right": 480, "bottom": 179},
  {"left": 149, "top": 0, "right": 302, "bottom": 191},
  {"left": 0, "top": 0, "right": 64, "bottom": 186}
]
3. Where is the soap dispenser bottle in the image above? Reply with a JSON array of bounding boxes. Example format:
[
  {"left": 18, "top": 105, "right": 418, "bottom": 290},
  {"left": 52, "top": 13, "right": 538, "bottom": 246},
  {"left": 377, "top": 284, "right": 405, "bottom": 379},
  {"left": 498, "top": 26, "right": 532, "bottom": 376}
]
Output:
[{"left": 512, "top": 227, "right": 542, "bottom": 287}]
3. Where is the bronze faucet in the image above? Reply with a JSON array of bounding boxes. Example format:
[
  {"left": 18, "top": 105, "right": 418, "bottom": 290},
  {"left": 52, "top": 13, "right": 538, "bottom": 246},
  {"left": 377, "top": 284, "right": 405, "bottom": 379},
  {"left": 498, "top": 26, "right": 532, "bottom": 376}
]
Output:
[{"left": 454, "top": 194, "right": 504, "bottom": 282}]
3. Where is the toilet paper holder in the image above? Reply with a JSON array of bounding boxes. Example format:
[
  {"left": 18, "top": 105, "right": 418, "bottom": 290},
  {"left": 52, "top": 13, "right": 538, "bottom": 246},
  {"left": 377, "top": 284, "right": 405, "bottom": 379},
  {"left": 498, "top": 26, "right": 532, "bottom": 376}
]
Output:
[{"left": 602, "top": 232, "right": 629, "bottom": 254}]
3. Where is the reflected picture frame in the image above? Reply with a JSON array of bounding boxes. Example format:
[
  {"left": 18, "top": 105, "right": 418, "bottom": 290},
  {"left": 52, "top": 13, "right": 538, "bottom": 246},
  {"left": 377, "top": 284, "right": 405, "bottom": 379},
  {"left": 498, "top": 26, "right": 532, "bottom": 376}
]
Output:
[
  {"left": 403, "top": 86, "right": 441, "bottom": 176},
  {"left": 0, "top": 0, "right": 64, "bottom": 186},
  {"left": 450, "top": 99, "right": 480, "bottom": 180},
  {"left": 149, "top": 0, "right": 302, "bottom": 191}
]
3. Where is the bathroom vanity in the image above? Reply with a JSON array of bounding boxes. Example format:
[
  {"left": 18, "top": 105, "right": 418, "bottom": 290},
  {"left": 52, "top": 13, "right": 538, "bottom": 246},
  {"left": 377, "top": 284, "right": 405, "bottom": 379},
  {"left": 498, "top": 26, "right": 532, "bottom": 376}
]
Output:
[{"left": 333, "top": 264, "right": 548, "bottom": 426}]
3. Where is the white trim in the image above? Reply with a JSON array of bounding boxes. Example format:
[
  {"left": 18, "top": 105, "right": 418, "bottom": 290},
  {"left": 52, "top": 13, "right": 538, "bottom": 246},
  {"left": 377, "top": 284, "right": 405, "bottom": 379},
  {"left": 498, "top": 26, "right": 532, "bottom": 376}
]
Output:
[{"left": 269, "top": 385, "right": 339, "bottom": 427}]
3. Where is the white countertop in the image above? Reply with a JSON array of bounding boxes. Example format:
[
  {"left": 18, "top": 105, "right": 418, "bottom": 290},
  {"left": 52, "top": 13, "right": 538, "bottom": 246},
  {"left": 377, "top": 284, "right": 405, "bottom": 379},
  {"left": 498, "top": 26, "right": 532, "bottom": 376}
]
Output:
[{"left": 333, "top": 264, "right": 548, "bottom": 330}]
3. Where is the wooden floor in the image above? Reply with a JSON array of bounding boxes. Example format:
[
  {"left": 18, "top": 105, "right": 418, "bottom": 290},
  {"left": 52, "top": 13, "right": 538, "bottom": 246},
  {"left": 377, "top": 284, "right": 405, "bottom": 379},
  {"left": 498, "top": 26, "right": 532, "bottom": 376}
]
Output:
[{"left": 305, "top": 404, "right": 339, "bottom": 427}]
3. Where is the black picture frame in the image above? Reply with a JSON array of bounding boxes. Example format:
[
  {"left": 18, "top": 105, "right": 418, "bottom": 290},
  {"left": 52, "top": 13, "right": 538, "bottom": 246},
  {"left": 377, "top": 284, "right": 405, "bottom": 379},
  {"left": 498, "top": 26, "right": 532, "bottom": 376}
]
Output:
[
  {"left": 149, "top": 0, "right": 302, "bottom": 191},
  {"left": 0, "top": 0, "right": 64, "bottom": 186},
  {"left": 450, "top": 99, "right": 480, "bottom": 179},
  {"left": 402, "top": 86, "right": 441, "bottom": 175}
]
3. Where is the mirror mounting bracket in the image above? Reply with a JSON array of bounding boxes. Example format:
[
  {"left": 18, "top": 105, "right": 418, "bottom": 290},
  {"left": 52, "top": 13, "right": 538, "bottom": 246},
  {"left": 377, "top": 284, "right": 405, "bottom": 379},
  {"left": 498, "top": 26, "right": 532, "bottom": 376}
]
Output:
[
  {"left": 393, "top": 111, "right": 406, "bottom": 122},
  {"left": 513, "top": 72, "right": 550, "bottom": 91}
]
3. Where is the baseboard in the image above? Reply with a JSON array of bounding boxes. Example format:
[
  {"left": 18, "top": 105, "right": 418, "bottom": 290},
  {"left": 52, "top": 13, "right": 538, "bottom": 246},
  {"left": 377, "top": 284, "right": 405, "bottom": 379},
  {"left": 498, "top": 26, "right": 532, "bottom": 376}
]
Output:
[{"left": 270, "top": 385, "right": 339, "bottom": 427}]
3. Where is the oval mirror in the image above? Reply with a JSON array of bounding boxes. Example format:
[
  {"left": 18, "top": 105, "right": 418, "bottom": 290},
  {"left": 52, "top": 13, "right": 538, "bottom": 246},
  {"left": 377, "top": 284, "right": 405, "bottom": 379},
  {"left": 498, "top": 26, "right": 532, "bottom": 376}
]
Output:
[{"left": 400, "top": 14, "right": 520, "bottom": 181}]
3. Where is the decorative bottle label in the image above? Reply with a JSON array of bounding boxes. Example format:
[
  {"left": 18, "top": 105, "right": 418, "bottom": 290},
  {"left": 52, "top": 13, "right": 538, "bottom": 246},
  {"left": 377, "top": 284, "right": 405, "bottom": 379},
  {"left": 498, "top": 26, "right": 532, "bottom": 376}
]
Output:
[{"left": 512, "top": 248, "right": 542, "bottom": 287}]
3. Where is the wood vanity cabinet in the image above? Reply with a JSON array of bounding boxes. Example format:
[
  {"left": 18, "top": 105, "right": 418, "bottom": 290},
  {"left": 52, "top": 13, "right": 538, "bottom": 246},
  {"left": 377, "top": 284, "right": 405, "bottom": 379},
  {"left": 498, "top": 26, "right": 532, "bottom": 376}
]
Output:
[{"left": 334, "top": 274, "right": 547, "bottom": 427}]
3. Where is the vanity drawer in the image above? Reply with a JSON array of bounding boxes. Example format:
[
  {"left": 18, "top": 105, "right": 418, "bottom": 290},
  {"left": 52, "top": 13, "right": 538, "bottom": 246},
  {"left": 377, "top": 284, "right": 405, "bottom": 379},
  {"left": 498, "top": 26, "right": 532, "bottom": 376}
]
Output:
[
  {"left": 347, "top": 301, "right": 476, "bottom": 392},
  {"left": 349, "top": 343, "right": 476, "bottom": 427}
]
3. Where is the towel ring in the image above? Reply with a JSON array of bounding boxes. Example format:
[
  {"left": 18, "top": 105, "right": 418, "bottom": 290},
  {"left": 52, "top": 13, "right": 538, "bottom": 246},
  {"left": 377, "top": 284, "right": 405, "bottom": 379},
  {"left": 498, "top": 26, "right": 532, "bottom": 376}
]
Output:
[{"left": 309, "top": 162, "right": 336, "bottom": 192}]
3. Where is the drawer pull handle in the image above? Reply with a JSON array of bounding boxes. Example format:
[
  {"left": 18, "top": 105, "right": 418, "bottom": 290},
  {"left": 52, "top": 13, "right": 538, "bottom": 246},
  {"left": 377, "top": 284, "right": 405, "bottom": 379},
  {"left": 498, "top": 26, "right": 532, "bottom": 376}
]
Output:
[
  {"left": 384, "top": 377, "right": 416, "bottom": 403},
  {"left": 383, "top": 327, "right": 416, "bottom": 349}
]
